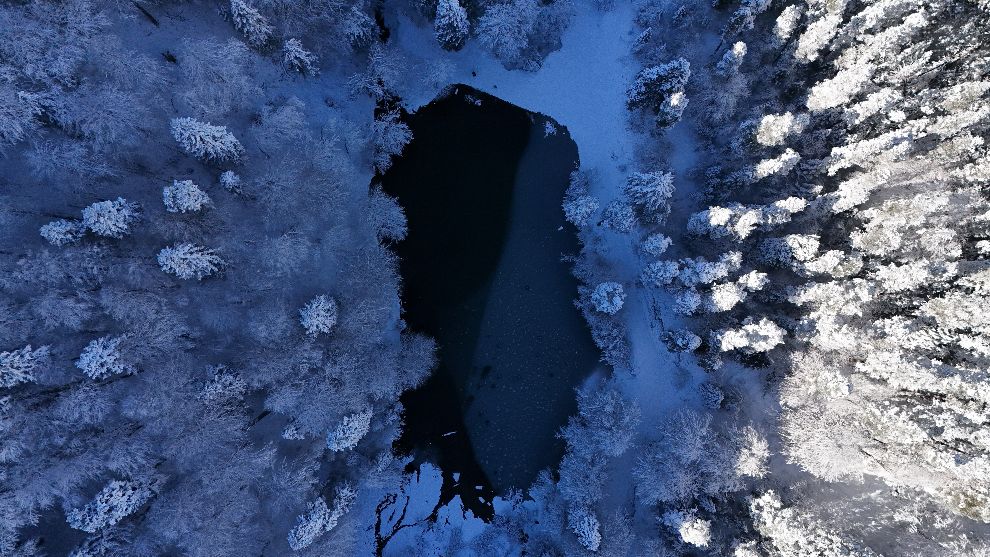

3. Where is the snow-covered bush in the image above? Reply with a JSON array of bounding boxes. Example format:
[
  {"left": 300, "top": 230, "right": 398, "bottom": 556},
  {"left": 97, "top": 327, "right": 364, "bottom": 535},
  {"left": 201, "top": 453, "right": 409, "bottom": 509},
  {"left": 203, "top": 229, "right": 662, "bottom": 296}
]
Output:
[
  {"left": 68, "top": 478, "right": 157, "bottom": 532},
  {"left": 157, "top": 244, "right": 225, "bottom": 280},
  {"left": 326, "top": 409, "right": 372, "bottom": 451},
  {"left": 82, "top": 198, "right": 140, "bottom": 238},
  {"left": 434, "top": 0, "right": 469, "bottom": 51},
  {"left": 163, "top": 180, "right": 211, "bottom": 213},
  {"left": 591, "top": 282, "right": 625, "bottom": 314},
  {"left": 299, "top": 295, "right": 338, "bottom": 336},
  {"left": 219, "top": 170, "right": 242, "bottom": 192},
  {"left": 76, "top": 336, "right": 130, "bottom": 380},
  {"left": 171, "top": 117, "right": 245, "bottom": 163},
  {"left": 0, "top": 345, "right": 49, "bottom": 388}
]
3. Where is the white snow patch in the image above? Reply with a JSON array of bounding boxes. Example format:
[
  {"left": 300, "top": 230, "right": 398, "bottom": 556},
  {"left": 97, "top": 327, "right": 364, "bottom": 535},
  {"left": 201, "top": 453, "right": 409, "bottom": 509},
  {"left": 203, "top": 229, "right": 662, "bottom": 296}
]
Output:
[{"left": 393, "top": 2, "right": 640, "bottom": 201}]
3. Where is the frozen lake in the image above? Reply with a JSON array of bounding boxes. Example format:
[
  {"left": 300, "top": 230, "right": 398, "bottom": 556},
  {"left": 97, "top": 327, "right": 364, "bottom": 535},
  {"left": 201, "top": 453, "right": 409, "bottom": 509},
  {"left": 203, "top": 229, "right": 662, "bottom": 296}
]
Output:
[{"left": 384, "top": 85, "right": 599, "bottom": 520}]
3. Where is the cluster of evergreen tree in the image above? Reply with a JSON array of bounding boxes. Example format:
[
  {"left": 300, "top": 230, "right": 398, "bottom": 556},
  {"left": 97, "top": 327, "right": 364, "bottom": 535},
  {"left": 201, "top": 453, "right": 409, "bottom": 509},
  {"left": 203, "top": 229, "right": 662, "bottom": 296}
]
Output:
[
  {"left": 496, "top": 0, "right": 990, "bottom": 554},
  {"left": 0, "top": 0, "right": 437, "bottom": 554},
  {"left": 593, "top": 0, "right": 990, "bottom": 554}
]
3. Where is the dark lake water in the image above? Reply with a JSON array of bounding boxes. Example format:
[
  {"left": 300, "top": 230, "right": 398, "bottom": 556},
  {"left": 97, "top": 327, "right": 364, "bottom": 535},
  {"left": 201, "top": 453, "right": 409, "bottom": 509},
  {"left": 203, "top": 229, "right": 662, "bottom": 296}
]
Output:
[{"left": 383, "top": 85, "right": 599, "bottom": 520}]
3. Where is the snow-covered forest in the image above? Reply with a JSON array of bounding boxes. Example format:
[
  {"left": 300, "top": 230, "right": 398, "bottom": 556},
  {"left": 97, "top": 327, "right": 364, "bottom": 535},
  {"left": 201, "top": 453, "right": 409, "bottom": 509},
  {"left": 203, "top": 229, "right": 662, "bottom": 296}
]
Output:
[{"left": 1, "top": 0, "right": 988, "bottom": 555}]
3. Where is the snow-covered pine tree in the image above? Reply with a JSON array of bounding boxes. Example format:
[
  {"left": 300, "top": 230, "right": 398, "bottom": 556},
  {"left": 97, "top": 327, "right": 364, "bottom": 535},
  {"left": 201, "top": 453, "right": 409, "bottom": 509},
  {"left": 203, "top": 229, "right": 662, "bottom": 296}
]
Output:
[
  {"left": 367, "top": 187, "right": 408, "bottom": 243},
  {"left": 476, "top": 0, "right": 539, "bottom": 67},
  {"left": 81, "top": 198, "right": 140, "bottom": 238},
  {"left": 282, "top": 38, "right": 318, "bottom": 76},
  {"left": 563, "top": 169, "right": 600, "bottom": 228},
  {"left": 170, "top": 117, "right": 245, "bottom": 163},
  {"left": 229, "top": 0, "right": 273, "bottom": 47},
  {"left": 717, "top": 317, "right": 786, "bottom": 353},
  {"left": 40, "top": 219, "right": 85, "bottom": 246},
  {"left": 568, "top": 506, "right": 602, "bottom": 552},
  {"left": 591, "top": 281, "right": 625, "bottom": 314},
  {"left": 287, "top": 498, "right": 333, "bottom": 550},
  {"left": 157, "top": 243, "right": 225, "bottom": 280},
  {"left": 219, "top": 169, "right": 242, "bottom": 192},
  {"left": 299, "top": 294, "right": 338, "bottom": 336},
  {"left": 749, "top": 491, "right": 880, "bottom": 557},
  {"left": 624, "top": 170, "right": 675, "bottom": 224},
  {"left": 434, "top": 0, "right": 469, "bottom": 51},
  {"left": 372, "top": 110, "right": 412, "bottom": 173},
  {"left": 287, "top": 484, "right": 357, "bottom": 550},
  {"left": 326, "top": 409, "right": 372, "bottom": 451},
  {"left": 340, "top": 5, "right": 376, "bottom": 48},
  {"left": 662, "top": 509, "right": 711, "bottom": 548},
  {"left": 163, "top": 180, "right": 211, "bottom": 213},
  {"left": 626, "top": 58, "right": 690, "bottom": 113},
  {"left": 0, "top": 344, "right": 49, "bottom": 388},
  {"left": 76, "top": 336, "right": 130, "bottom": 380},
  {"left": 755, "top": 112, "right": 809, "bottom": 147},
  {"left": 67, "top": 478, "right": 158, "bottom": 533},
  {"left": 716, "top": 41, "right": 747, "bottom": 77},
  {"left": 633, "top": 410, "right": 740, "bottom": 505}
]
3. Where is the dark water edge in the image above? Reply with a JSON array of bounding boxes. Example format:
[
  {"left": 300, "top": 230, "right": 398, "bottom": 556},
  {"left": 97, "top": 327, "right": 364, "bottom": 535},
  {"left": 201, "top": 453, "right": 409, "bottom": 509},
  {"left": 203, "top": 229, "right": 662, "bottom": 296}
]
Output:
[{"left": 382, "top": 85, "right": 598, "bottom": 520}]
